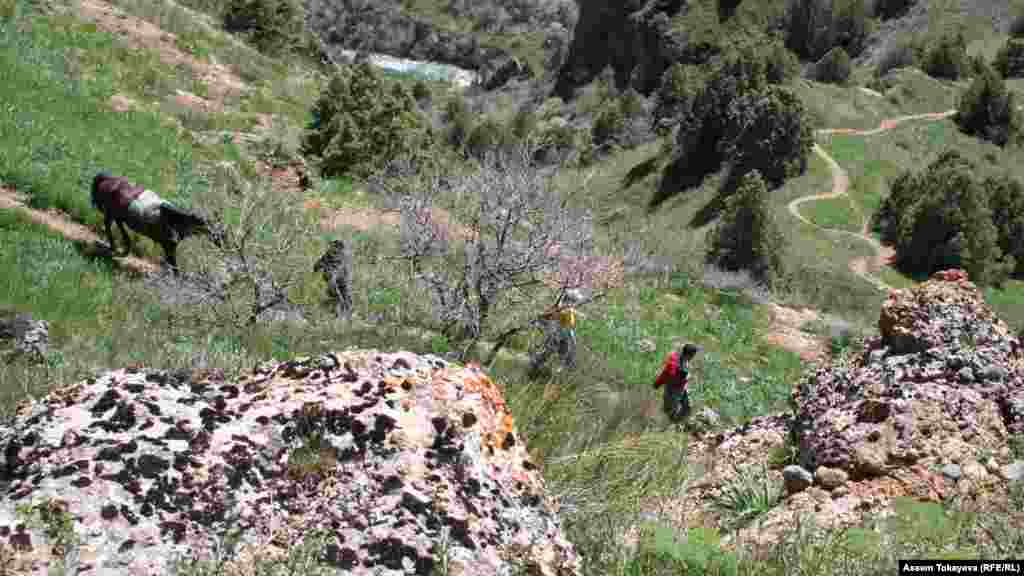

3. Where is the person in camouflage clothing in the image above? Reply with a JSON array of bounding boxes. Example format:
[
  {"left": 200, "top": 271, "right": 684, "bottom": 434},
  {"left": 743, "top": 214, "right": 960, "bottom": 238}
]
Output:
[{"left": 314, "top": 239, "right": 353, "bottom": 317}]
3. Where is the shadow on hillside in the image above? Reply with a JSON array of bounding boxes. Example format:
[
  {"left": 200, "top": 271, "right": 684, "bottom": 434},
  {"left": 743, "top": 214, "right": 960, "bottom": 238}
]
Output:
[
  {"left": 622, "top": 155, "right": 661, "bottom": 190},
  {"left": 688, "top": 169, "right": 750, "bottom": 228}
]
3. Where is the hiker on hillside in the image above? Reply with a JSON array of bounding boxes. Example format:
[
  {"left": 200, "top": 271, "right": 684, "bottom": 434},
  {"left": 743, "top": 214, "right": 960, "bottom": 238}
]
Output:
[
  {"left": 528, "top": 288, "right": 583, "bottom": 376},
  {"left": 314, "top": 239, "right": 353, "bottom": 318},
  {"left": 653, "top": 343, "right": 701, "bottom": 430}
]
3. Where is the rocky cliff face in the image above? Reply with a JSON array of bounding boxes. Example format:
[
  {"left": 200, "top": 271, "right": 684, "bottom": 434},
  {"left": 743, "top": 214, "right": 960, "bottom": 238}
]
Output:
[
  {"left": 553, "top": 0, "right": 694, "bottom": 99},
  {"left": 0, "top": 350, "right": 580, "bottom": 575}
]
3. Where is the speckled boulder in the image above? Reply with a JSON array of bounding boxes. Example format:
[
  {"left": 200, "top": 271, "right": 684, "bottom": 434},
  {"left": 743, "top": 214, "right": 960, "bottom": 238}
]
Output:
[
  {"left": 794, "top": 269, "right": 1024, "bottom": 491},
  {"left": 0, "top": 350, "right": 581, "bottom": 576}
]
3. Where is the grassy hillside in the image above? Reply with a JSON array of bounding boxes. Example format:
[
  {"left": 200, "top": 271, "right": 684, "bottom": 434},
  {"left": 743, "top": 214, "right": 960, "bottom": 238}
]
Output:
[{"left": 1, "top": 0, "right": 1023, "bottom": 573}]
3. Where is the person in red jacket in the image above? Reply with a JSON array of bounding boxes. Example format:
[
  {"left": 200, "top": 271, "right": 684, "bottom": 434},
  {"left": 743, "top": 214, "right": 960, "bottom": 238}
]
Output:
[{"left": 653, "top": 343, "right": 701, "bottom": 429}]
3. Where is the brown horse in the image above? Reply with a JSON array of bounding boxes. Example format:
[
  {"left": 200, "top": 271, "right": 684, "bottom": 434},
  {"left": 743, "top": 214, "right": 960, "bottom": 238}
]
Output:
[{"left": 91, "top": 171, "right": 221, "bottom": 273}]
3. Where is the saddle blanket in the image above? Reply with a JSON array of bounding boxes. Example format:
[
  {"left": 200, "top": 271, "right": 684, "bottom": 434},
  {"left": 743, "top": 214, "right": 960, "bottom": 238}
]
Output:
[{"left": 126, "top": 189, "right": 165, "bottom": 224}]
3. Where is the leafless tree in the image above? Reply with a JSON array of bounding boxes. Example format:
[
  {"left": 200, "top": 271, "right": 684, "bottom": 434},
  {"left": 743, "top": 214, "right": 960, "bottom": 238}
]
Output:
[
  {"left": 371, "top": 147, "right": 623, "bottom": 363},
  {"left": 146, "top": 163, "right": 317, "bottom": 329}
]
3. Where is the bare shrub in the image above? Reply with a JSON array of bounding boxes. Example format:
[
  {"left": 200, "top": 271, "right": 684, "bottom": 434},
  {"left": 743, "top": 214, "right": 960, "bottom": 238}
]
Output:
[
  {"left": 146, "top": 163, "right": 317, "bottom": 329},
  {"left": 369, "top": 148, "right": 620, "bottom": 361}
]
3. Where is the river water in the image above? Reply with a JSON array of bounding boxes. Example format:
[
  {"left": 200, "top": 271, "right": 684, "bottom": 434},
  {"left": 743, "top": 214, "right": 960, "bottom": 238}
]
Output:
[{"left": 337, "top": 49, "right": 479, "bottom": 88}]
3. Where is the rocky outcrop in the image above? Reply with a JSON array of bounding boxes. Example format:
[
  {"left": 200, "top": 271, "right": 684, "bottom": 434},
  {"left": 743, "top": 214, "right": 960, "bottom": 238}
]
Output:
[
  {"left": 796, "top": 269, "right": 1024, "bottom": 480},
  {"left": 0, "top": 350, "right": 580, "bottom": 575},
  {"left": 554, "top": 0, "right": 707, "bottom": 99}
]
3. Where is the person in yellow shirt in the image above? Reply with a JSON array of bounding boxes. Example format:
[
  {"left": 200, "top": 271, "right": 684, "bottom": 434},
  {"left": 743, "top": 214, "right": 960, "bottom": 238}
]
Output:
[{"left": 529, "top": 289, "right": 582, "bottom": 376}]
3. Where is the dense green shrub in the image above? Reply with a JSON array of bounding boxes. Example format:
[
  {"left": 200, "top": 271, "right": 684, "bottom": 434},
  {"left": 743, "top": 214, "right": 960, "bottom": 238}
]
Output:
[
  {"left": 656, "top": 36, "right": 806, "bottom": 204},
  {"left": 923, "top": 32, "right": 967, "bottom": 80},
  {"left": 223, "top": 0, "right": 305, "bottom": 57},
  {"left": 955, "top": 63, "right": 1022, "bottom": 147},
  {"left": 509, "top": 105, "right": 538, "bottom": 142},
  {"left": 591, "top": 99, "right": 627, "bottom": 148},
  {"left": 706, "top": 170, "right": 788, "bottom": 283},
  {"left": 301, "top": 61, "right": 433, "bottom": 178},
  {"left": 765, "top": 40, "right": 801, "bottom": 84},
  {"left": 994, "top": 38, "right": 1024, "bottom": 78},
  {"left": 984, "top": 174, "right": 1024, "bottom": 276},
  {"left": 874, "top": 151, "right": 1012, "bottom": 285},
  {"left": 831, "top": 0, "right": 873, "bottom": 57},
  {"left": 619, "top": 88, "right": 646, "bottom": 118},
  {"left": 874, "top": 0, "right": 915, "bottom": 20},
  {"left": 465, "top": 117, "right": 509, "bottom": 160},
  {"left": 722, "top": 86, "right": 815, "bottom": 187},
  {"left": 786, "top": 0, "right": 872, "bottom": 60},
  {"left": 411, "top": 80, "right": 432, "bottom": 103},
  {"left": 444, "top": 94, "right": 473, "bottom": 149},
  {"left": 653, "top": 62, "right": 702, "bottom": 136},
  {"left": 815, "top": 46, "right": 852, "bottom": 84}
]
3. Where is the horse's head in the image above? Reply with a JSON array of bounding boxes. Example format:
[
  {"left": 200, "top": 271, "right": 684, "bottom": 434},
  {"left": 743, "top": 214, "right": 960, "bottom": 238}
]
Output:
[
  {"left": 160, "top": 204, "right": 224, "bottom": 248},
  {"left": 91, "top": 170, "right": 115, "bottom": 207}
]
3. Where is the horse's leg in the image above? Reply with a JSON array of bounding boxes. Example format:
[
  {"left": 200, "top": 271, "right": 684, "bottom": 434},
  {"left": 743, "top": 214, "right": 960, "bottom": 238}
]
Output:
[
  {"left": 163, "top": 241, "right": 180, "bottom": 275},
  {"left": 103, "top": 214, "right": 118, "bottom": 253},
  {"left": 117, "top": 220, "right": 133, "bottom": 255}
]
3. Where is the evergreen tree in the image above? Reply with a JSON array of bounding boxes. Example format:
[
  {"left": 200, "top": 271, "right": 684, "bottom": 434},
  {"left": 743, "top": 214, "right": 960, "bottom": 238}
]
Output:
[
  {"left": 984, "top": 173, "right": 1024, "bottom": 276},
  {"left": 955, "top": 63, "right": 1021, "bottom": 147},
  {"left": 706, "top": 170, "right": 787, "bottom": 282},
  {"left": 302, "top": 60, "right": 433, "bottom": 178},
  {"left": 722, "top": 86, "right": 815, "bottom": 188},
  {"left": 885, "top": 151, "right": 1011, "bottom": 285}
]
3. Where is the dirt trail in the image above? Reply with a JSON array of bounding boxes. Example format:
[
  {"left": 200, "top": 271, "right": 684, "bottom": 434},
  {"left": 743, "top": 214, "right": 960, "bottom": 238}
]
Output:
[
  {"left": 74, "top": 0, "right": 248, "bottom": 104},
  {"left": 788, "top": 110, "right": 957, "bottom": 292},
  {"left": 0, "top": 186, "right": 158, "bottom": 275}
]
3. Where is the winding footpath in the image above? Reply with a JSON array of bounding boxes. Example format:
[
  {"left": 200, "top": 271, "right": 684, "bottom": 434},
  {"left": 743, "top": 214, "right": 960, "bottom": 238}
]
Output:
[
  {"left": 787, "top": 110, "right": 958, "bottom": 292},
  {"left": 0, "top": 186, "right": 157, "bottom": 275}
]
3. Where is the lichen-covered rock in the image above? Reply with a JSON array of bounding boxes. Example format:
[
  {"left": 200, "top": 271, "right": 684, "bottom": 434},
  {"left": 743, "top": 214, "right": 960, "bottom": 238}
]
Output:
[
  {"left": 813, "top": 466, "right": 848, "bottom": 490},
  {"left": 795, "top": 269, "right": 1024, "bottom": 495},
  {"left": 0, "top": 350, "right": 581, "bottom": 575},
  {"left": 782, "top": 465, "right": 813, "bottom": 494}
]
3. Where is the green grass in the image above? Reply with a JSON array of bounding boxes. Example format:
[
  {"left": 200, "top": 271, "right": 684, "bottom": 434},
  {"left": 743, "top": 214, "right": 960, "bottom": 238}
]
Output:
[
  {"left": 577, "top": 277, "right": 804, "bottom": 428},
  {"left": 983, "top": 279, "right": 1024, "bottom": 332},
  {"left": 877, "top": 266, "right": 917, "bottom": 291},
  {"left": 821, "top": 134, "right": 902, "bottom": 219},
  {"left": 0, "top": 8, "right": 199, "bottom": 228},
  {"left": 797, "top": 195, "right": 862, "bottom": 233}
]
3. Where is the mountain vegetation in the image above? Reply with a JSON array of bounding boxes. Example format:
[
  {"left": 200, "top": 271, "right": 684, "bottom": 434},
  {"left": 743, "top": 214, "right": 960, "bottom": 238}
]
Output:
[{"left": 1, "top": 0, "right": 1023, "bottom": 573}]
